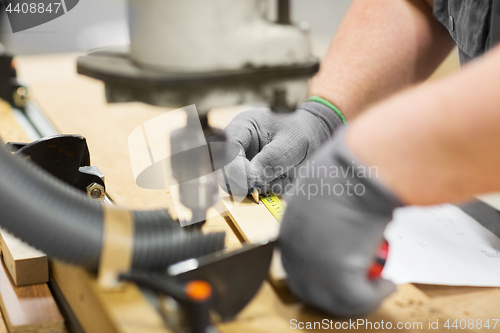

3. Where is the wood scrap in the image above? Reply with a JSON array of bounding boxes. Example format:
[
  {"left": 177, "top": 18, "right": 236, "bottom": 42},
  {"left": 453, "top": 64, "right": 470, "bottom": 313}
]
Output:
[
  {"left": 0, "top": 258, "right": 65, "bottom": 333},
  {"left": 0, "top": 229, "right": 48, "bottom": 286}
]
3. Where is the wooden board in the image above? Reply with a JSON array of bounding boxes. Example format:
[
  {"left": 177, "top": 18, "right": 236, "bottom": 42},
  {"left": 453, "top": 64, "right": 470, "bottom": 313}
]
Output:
[
  {"left": 221, "top": 194, "right": 287, "bottom": 283},
  {"left": 221, "top": 195, "right": 281, "bottom": 243},
  {"left": 0, "top": 230, "right": 48, "bottom": 287},
  {"left": 0, "top": 313, "right": 8, "bottom": 333},
  {"left": 50, "top": 260, "right": 169, "bottom": 333},
  {"left": 0, "top": 258, "right": 65, "bottom": 333}
]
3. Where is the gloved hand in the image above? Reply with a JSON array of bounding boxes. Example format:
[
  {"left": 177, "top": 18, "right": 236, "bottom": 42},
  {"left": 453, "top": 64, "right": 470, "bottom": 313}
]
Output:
[
  {"left": 279, "top": 128, "right": 403, "bottom": 317},
  {"left": 223, "top": 99, "right": 345, "bottom": 195}
]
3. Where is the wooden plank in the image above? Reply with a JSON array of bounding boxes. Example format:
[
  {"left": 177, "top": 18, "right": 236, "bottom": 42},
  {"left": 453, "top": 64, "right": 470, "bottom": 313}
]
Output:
[
  {"left": 0, "top": 229, "right": 48, "bottom": 286},
  {"left": 221, "top": 195, "right": 280, "bottom": 242},
  {"left": 0, "top": 312, "right": 8, "bottom": 333},
  {"left": 221, "top": 194, "right": 287, "bottom": 283},
  {"left": 50, "top": 260, "right": 170, "bottom": 333},
  {"left": 0, "top": 258, "right": 65, "bottom": 333}
]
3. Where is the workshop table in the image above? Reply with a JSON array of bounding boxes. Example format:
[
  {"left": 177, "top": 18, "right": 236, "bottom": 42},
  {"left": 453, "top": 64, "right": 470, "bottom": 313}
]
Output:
[{"left": 8, "top": 53, "right": 500, "bottom": 333}]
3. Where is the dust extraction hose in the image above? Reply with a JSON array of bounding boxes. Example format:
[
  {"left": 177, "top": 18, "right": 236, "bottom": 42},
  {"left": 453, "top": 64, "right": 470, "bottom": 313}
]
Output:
[{"left": 0, "top": 142, "right": 225, "bottom": 270}]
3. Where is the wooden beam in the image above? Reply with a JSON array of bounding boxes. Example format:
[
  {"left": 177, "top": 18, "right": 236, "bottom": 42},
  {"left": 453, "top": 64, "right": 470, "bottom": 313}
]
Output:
[
  {"left": 0, "top": 309, "right": 8, "bottom": 333},
  {"left": 0, "top": 258, "right": 65, "bottom": 333},
  {"left": 0, "top": 230, "right": 48, "bottom": 286},
  {"left": 221, "top": 195, "right": 280, "bottom": 242},
  {"left": 220, "top": 194, "right": 287, "bottom": 283}
]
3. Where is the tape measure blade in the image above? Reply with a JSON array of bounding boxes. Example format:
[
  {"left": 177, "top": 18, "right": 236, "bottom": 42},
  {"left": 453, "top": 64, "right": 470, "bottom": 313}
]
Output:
[{"left": 260, "top": 191, "right": 285, "bottom": 222}]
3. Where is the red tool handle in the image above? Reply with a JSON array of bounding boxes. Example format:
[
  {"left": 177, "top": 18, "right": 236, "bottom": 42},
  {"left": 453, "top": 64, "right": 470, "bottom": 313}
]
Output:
[{"left": 367, "top": 239, "right": 389, "bottom": 280}]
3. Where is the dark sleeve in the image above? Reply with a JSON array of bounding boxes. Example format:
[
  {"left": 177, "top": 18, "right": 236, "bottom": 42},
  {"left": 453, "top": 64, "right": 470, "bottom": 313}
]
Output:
[{"left": 433, "top": 0, "right": 492, "bottom": 64}]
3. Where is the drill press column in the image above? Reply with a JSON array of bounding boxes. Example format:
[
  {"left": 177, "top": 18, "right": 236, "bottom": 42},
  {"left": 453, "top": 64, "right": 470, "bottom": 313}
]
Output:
[{"left": 170, "top": 111, "right": 226, "bottom": 227}]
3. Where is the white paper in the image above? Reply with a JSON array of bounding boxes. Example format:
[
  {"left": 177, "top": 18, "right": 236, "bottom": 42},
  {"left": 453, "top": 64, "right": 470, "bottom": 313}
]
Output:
[{"left": 382, "top": 204, "right": 500, "bottom": 286}]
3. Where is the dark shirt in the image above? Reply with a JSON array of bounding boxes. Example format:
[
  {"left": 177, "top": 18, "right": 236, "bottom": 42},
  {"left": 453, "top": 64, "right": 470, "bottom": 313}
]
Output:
[{"left": 433, "top": 0, "right": 500, "bottom": 64}]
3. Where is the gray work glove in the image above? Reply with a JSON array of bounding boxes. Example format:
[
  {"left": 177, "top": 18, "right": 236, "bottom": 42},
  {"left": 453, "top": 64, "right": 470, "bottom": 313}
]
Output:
[
  {"left": 279, "top": 128, "right": 403, "bottom": 317},
  {"left": 223, "top": 101, "right": 344, "bottom": 195}
]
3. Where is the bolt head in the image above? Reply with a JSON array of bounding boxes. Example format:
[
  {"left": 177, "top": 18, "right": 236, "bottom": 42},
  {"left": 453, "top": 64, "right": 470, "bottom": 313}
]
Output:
[{"left": 86, "top": 183, "right": 105, "bottom": 200}]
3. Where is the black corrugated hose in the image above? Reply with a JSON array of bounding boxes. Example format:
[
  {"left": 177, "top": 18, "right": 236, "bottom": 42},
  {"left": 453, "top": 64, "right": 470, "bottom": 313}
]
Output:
[{"left": 0, "top": 139, "right": 225, "bottom": 270}]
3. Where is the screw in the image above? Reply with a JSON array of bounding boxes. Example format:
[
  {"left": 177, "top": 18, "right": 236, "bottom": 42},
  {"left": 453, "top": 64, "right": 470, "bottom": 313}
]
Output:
[{"left": 86, "top": 183, "right": 105, "bottom": 200}]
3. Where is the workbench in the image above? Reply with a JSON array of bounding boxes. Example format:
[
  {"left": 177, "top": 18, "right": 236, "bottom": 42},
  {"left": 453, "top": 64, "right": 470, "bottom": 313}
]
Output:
[{"left": 1, "top": 52, "right": 497, "bottom": 332}]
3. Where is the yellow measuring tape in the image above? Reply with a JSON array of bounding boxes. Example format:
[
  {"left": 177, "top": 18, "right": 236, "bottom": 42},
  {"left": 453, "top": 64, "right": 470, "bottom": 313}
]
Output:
[{"left": 260, "top": 191, "right": 285, "bottom": 222}]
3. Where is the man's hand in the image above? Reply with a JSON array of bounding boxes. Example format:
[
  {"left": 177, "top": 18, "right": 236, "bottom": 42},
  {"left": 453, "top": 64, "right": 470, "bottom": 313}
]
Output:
[
  {"left": 279, "top": 128, "right": 402, "bottom": 316},
  {"left": 223, "top": 101, "right": 344, "bottom": 195}
]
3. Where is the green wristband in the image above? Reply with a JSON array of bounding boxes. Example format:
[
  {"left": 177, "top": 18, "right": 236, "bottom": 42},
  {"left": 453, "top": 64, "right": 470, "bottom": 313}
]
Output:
[{"left": 303, "top": 96, "right": 347, "bottom": 125}]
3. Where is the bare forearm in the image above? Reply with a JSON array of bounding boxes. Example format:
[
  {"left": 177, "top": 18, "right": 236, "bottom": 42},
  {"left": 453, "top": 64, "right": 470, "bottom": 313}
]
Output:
[
  {"left": 347, "top": 45, "right": 500, "bottom": 206},
  {"left": 310, "top": 0, "right": 454, "bottom": 120}
]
